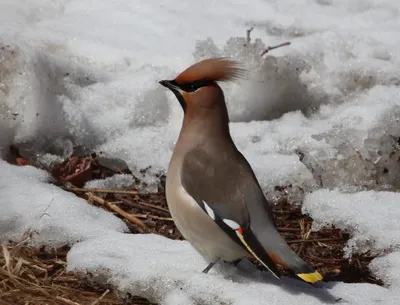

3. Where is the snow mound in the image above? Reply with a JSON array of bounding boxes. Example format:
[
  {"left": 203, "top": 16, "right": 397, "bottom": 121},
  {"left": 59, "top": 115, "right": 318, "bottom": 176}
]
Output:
[
  {"left": 0, "top": 38, "right": 106, "bottom": 156},
  {"left": 2, "top": 28, "right": 400, "bottom": 197},
  {"left": 0, "top": 161, "right": 128, "bottom": 247},
  {"left": 370, "top": 252, "right": 400, "bottom": 288},
  {"left": 303, "top": 189, "right": 400, "bottom": 257},
  {"left": 67, "top": 232, "right": 392, "bottom": 305},
  {"left": 193, "top": 35, "right": 400, "bottom": 194}
]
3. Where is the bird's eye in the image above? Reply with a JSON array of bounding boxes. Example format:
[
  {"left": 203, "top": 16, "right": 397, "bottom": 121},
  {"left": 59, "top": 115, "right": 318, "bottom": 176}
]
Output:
[
  {"left": 180, "top": 83, "right": 198, "bottom": 92},
  {"left": 179, "top": 79, "right": 212, "bottom": 93}
]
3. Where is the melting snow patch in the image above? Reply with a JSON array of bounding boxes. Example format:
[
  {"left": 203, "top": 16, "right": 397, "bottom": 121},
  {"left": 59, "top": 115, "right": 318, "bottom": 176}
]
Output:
[
  {"left": 84, "top": 174, "right": 137, "bottom": 190},
  {"left": 0, "top": 161, "right": 128, "bottom": 247},
  {"left": 303, "top": 189, "right": 400, "bottom": 257},
  {"left": 67, "top": 232, "right": 393, "bottom": 305}
]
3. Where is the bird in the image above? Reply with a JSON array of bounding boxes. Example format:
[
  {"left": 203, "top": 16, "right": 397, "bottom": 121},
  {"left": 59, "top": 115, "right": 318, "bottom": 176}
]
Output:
[{"left": 159, "top": 57, "right": 323, "bottom": 284}]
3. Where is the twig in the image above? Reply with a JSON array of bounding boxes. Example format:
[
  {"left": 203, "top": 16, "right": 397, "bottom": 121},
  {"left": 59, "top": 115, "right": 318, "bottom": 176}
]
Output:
[
  {"left": 63, "top": 186, "right": 139, "bottom": 196},
  {"left": 121, "top": 198, "right": 170, "bottom": 214},
  {"left": 120, "top": 199, "right": 170, "bottom": 217},
  {"left": 307, "top": 253, "right": 346, "bottom": 264},
  {"left": 56, "top": 296, "right": 81, "bottom": 305},
  {"left": 276, "top": 227, "right": 301, "bottom": 232},
  {"left": 274, "top": 210, "right": 306, "bottom": 215},
  {"left": 91, "top": 289, "right": 110, "bottom": 305},
  {"left": 287, "top": 237, "right": 343, "bottom": 244},
  {"left": 246, "top": 27, "right": 254, "bottom": 44},
  {"left": 2, "top": 245, "right": 11, "bottom": 273},
  {"left": 137, "top": 200, "right": 170, "bottom": 213},
  {"left": 86, "top": 193, "right": 149, "bottom": 230},
  {"left": 133, "top": 214, "right": 174, "bottom": 221},
  {"left": 260, "top": 41, "right": 291, "bottom": 56}
]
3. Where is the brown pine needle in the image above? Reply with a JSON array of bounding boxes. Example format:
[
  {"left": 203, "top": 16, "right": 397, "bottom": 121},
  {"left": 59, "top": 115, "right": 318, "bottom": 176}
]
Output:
[
  {"left": 121, "top": 198, "right": 170, "bottom": 214},
  {"left": 2, "top": 245, "right": 12, "bottom": 273},
  {"left": 287, "top": 237, "right": 344, "bottom": 244},
  {"left": 133, "top": 214, "right": 173, "bottom": 221},
  {"left": 276, "top": 227, "right": 301, "bottom": 232},
  {"left": 86, "top": 193, "right": 149, "bottom": 230},
  {"left": 91, "top": 289, "right": 110, "bottom": 305},
  {"left": 56, "top": 296, "right": 81, "bottom": 305},
  {"left": 63, "top": 186, "right": 139, "bottom": 196}
]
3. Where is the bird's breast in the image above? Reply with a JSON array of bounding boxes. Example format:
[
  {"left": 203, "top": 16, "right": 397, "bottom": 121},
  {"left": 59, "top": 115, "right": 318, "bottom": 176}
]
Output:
[{"left": 165, "top": 162, "right": 247, "bottom": 262}]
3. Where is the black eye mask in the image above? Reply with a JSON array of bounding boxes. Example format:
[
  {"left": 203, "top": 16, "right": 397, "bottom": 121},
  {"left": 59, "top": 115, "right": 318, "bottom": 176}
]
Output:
[{"left": 171, "top": 79, "right": 214, "bottom": 92}]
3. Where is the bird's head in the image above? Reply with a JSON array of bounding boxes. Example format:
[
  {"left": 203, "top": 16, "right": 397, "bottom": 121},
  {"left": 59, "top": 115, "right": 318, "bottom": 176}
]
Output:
[{"left": 159, "top": 58, "right": 246, "bottom": 114}]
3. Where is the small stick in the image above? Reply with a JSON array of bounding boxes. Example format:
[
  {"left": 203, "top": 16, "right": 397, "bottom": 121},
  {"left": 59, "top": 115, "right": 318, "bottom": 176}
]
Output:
[
  {"left": 138, "top": 201, "right": 170, "bottom": 213},
  {"left": 307, "top": 254, "right": 346, "bottom": 264},
  {"left": 1, "top": 245, "right": 12, "bottom": 273},
  {"left": 287, "top": 237, "right": 343, "bottom": 244},
  {"left": 296, "top": 219, "right": 308, "bottom": 255},
  {"left": 246, "top": 27, "right": 254, "bottom": 44},
  {"left": 274, "top": 210, "right": 304, "bottom": 215},
  {"left": 133, "top": 213, "right": 174, "bottom": 221},
  {"left": 56, "top": 296, "right": 81, "bottom": 305},
  {"left": 120, "top": 199, "right": 170, "bottom": 217},
  {"left": 91, "top": 289, "right": 110, "bottom": 305},
  {"left": 276, "top": 227, "right": 301, "bottom": 232},
  {"left": 86, "top": 193, "right": 149, "bottom": 230},
  {"left": 63, "top": 186, "right": 139, "bottom": 196},
  {"left": 260, "top": 41, "right": 291, "bottom": 56},
  {"left": 121, "top": 198, "right": 170, "bottom": 214}
]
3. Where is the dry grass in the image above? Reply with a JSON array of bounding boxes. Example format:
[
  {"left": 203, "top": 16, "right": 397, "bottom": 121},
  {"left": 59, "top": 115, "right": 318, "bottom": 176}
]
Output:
[{"left": 0, "top": 232, "right": 152, "bottom": 305}]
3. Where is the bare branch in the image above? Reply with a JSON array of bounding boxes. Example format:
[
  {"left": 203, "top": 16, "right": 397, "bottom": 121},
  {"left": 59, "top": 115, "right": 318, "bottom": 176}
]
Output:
[
  {"left": 261, "top": 41, "right": 291, "bottom": 56},
  {"left": 246, "top": 27, "right": 254, "bottom": 44}
]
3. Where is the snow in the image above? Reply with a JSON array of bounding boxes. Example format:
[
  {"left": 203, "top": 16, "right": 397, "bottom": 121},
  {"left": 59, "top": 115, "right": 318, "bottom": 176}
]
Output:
[
  {"left": 303, "top": 190, "right": 400, "bottom": 257},
  {"left": 84, "top": 174, "right": 136, "bottom": 190},
  {"left": 1, "top": 0, "right": 400, "bottom": 304},
  {"left": 0, "top": 160, "right": 128, "bottom": 247},
  {"left": 66, "top": 233, "right": 398, "bottom": 305}
]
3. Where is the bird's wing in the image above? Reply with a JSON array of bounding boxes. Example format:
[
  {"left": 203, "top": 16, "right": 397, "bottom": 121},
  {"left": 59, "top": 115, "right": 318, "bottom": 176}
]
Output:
[
  {"left": 181, "top": 148, "right": 281, "bottom": 279},
  {"left": 181, "top": 147, "right": 323, "bottom": 284}
]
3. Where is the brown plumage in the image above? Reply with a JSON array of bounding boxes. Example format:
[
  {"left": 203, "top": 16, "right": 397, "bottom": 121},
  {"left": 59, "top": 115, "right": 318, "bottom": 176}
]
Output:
[
  {"left": 159, "top": 58, "right": 323, "bottom": 285},
  {"left": 174, "top": 57, "right": 247, "bottom": 85},
  {"left": 158, "top": 57, "right": 246, "bottom": 122}
]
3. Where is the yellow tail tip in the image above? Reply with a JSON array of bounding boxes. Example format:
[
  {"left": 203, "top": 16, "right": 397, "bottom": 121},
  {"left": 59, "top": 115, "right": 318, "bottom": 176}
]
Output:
[{"left": 297, "top": 271, "right": 323, "bottom": 283}]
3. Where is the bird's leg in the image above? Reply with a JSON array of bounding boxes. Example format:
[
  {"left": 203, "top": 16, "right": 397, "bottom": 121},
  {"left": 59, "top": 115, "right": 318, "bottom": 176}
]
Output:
[
  {"left": 203, "top": 257, "right": 242, "bottom": 274},
  {"left": 202, "top": 259, "right": 219, "bottom": 274}
]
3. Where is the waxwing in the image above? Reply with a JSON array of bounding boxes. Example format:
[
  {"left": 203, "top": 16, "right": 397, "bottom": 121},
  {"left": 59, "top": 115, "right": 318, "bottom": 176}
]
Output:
[{"left": 159, "top": 58, "right": 323, "bottom": 284}]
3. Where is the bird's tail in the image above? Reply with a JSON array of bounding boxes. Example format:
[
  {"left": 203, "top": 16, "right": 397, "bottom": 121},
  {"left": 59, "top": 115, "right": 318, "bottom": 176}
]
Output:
[{"left": 258, "top": 228, "right": 323, "bottom": 284}]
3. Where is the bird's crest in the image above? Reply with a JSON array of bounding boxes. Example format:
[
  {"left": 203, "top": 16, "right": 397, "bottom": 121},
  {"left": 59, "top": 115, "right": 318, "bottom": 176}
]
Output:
[{"left": 174, "top": 57, "right": 247, "bottom": 85}]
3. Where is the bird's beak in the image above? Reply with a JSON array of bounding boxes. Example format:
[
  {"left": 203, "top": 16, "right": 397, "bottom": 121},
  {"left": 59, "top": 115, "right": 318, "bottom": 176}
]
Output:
[
  {"left": 159, "top": 80, "right": 179, "bottom": 91},
  {"left": 159, "top": 79, "right": 186, "bottom": 110}
]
